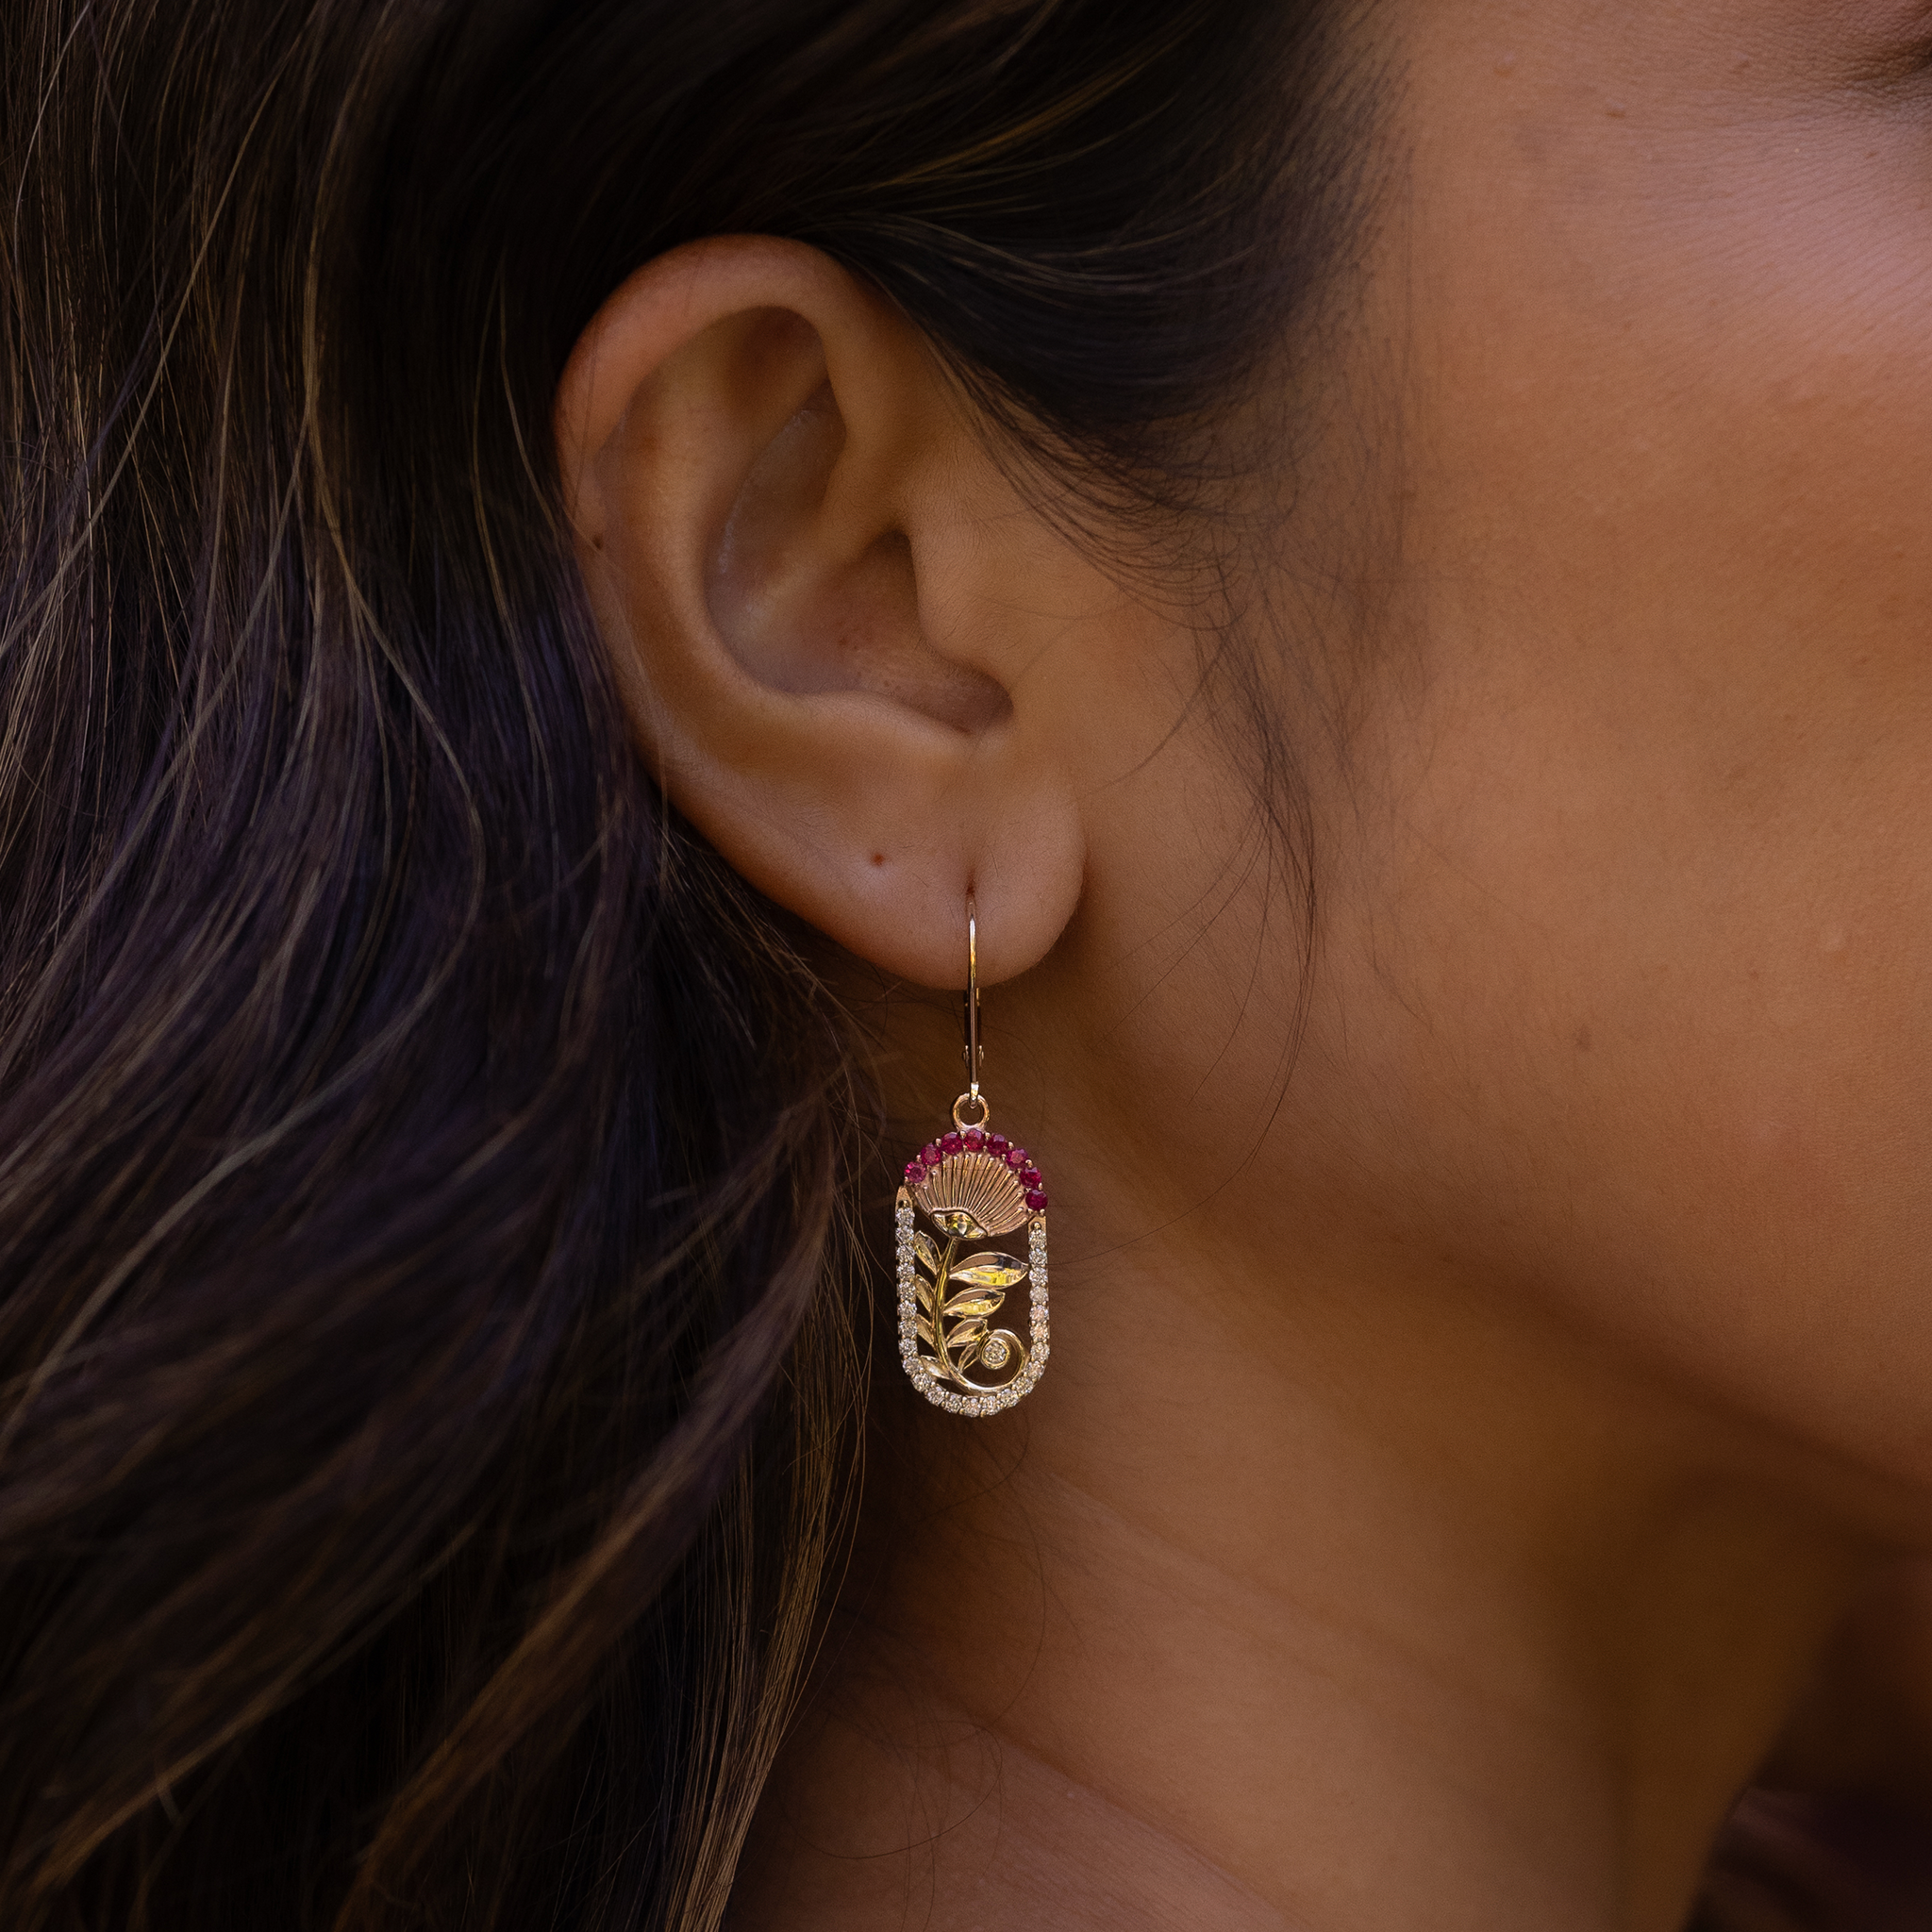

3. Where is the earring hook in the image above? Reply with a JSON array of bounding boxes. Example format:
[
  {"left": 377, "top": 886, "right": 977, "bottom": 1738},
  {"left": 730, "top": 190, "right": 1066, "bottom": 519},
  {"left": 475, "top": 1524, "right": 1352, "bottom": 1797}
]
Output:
[
  {"left": 964, "top": 896, "right": 981, "bottom": 1095},
  {"left": 954, "top": 895, "right": 988, "bottom": 1130}
]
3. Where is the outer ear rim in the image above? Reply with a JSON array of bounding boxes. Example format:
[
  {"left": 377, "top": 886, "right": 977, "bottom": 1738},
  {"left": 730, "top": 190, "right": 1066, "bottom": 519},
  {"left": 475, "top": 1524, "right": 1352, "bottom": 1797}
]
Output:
[{"left": 556, "top": 236, "right": 903, "bottom": 539}]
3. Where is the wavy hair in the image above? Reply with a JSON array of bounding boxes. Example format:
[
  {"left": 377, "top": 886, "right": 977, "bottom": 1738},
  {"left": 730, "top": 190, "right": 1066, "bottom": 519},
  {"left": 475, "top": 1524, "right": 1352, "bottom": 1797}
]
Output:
[{"left": 0, "top": 2, "right": 1361, "bottom": 1924}]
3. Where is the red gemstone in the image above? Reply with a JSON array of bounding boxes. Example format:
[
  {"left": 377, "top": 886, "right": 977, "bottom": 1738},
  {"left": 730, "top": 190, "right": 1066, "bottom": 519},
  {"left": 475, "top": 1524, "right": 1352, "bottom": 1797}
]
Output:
[
  {"left": 941, "top": 1131, "right": 964, "bottom": 1156},
  {"left": 1025, "top": 1189, "right": 1048, "bottom": 1211},
  {"left": 1005, "top": 1146, "right": 1027, "bottom": 1169},
  {"left": 905, "top": 1163, "right": 927, "bottom": 1186},
  {"left": 962, "top": 1127, "right": 986, "bottom": 1150},
  {"left": 922, "top": 1141, "right": 942, "bottom": 1167},
  {"left": 1019, "top": 1164, "right": 1041, "bottom": 1187},
  {"left": 989, "top": 1134, "right": 1010, "bottom": 1156}
]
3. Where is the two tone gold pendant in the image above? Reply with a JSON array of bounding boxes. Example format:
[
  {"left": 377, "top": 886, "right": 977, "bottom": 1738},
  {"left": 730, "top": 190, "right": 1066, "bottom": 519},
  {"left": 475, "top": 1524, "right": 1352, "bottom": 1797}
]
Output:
[{"left": 894, "top": 903, "right": 1049, "bottom": 1416}]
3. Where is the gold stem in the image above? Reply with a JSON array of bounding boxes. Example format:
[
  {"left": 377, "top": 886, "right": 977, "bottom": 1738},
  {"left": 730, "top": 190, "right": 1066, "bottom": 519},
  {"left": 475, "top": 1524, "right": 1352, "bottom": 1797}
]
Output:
[{"left": 932, "top": 1234, "right": 962, "bottom": 1385}]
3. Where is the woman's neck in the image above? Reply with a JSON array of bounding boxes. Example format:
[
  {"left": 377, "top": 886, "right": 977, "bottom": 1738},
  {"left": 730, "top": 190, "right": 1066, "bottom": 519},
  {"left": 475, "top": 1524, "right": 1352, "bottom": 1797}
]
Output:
[{"left": 733, "top": 1204, "right": 1870, "bottom": 1931}]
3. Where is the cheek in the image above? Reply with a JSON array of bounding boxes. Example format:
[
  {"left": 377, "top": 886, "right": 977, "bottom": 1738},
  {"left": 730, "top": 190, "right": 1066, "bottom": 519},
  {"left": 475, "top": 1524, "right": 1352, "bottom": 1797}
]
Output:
[
  {"left": 1316, "top": 720, "right": 1932, "bottom": 1483},
  {"left": 1318, "top": 42, "right": 1932, "bottom": 1477}
]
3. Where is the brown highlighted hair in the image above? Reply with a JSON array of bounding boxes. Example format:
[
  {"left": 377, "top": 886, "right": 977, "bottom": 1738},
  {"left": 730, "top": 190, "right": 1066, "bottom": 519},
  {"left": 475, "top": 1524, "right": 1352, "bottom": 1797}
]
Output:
[{"left": 0, "top": 1, "right": 1358, "bottom": 1924}]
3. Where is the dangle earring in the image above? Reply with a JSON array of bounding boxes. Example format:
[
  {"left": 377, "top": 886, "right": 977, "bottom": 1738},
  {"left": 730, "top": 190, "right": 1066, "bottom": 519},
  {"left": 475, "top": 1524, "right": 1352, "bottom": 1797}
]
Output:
[{"left": 895, "top": 897, "right": 1050, "bottom": 1416}]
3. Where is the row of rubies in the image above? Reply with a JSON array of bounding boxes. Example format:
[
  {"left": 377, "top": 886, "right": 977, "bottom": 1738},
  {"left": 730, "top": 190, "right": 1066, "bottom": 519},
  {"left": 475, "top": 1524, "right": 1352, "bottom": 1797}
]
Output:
[
  {"left": 894, "top": 1191, "right": 1050, "bottom": 1416},
  {"left": 902, "top": 1126, "right": 1049, "bottom": 1213}
]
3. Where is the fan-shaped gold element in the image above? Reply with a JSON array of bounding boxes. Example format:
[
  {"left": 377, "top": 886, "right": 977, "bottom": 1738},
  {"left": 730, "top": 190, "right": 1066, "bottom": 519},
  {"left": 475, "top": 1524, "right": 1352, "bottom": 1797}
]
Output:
[{"left": 911, "top": 1151, "right": 1028, "bottom": 1239}]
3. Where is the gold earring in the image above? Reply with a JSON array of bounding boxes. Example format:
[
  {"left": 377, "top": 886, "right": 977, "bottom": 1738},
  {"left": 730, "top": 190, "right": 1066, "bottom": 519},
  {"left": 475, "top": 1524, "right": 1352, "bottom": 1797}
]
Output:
[{"left": 896, "top": 897, "right": 1050, "bottom": 1415}]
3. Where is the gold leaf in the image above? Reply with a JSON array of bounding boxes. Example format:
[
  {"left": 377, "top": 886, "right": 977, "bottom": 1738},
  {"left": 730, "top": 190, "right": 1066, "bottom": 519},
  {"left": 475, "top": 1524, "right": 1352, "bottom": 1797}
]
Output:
[
  {"left": 950, "top": 1254, "right": 1026, "bottom": 1289},
  {"left": 915, "top": 1278, "right": 935, "bottom": 1312},
  {"left": 931, "top": 1208, "right": 986, "bottom": 1240},
  {"left": 912, "top": 1232, "right": 941, "bottom": 1276},
  {"left": 943, "top": 1291, "right": 1005, "bottom": 1319},
  {"left": 957, "top": 1335, "right": 982, "bottom": 1369},
  {"left": 914, "top": 1317, "right": 935, "bottom": 1347},
  {"left": 948, "top": 1316, "right": 988, "bottom": 1343}
]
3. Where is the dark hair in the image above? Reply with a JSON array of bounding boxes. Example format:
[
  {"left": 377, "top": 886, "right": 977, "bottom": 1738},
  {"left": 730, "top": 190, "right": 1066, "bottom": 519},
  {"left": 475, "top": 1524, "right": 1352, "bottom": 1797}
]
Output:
[{"left": 0, "top": 2, "right": 1360, "bottom": 1924}]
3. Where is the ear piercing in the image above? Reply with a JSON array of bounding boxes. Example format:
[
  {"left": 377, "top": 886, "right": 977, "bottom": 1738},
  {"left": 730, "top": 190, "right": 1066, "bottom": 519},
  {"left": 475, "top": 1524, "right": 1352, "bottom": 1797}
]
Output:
[{"left": 894, "top": 898, "right": 1050, "bottom": 1415}]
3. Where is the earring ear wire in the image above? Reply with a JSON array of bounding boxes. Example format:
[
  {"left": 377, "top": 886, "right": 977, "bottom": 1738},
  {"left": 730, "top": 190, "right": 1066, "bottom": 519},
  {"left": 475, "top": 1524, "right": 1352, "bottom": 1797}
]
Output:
[{"left": 894, "top": 895, "right": 1050, "bottom": 1416}]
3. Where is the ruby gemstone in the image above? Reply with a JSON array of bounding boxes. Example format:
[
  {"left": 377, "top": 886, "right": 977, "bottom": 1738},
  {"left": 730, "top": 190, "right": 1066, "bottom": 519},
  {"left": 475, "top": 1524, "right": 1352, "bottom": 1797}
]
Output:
[
  {"left": 941, "top": 1132, "right": 964, "bottom": 1156},
  {"left": 1025, "top": 1189, "right": 1048, "bottom": 1211},
  {"left": 962, "top": 1127, "right": 986, "bottom": 1150}
]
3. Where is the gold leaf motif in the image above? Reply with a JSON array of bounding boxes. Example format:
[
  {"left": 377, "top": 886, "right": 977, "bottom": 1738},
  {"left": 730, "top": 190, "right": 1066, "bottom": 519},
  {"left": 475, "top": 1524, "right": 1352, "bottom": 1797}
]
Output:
[
  {"left": 943, "top": 1290, "right": 1004, "bottom": 1319},
  {"left": 950, "top": 1254, "right": 1026, "bottom": 1289},
  {"left": 901, "top": 1161, "right": 1045, "bottom": 1403}
]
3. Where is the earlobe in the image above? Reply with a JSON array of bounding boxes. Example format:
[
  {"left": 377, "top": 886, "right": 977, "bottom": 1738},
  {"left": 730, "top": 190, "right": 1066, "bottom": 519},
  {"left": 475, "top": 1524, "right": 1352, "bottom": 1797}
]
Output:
[{"left": 554, "top": 237, "right": 1086, "bottom": 989}]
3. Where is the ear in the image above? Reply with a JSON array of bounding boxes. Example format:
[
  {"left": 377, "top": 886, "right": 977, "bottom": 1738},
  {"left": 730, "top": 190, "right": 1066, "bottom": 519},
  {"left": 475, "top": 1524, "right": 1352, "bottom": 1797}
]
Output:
[{"left": 554, "top": 235, "right": 1086, "bottom": 989}]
